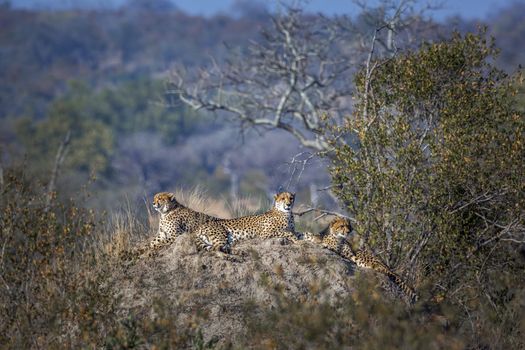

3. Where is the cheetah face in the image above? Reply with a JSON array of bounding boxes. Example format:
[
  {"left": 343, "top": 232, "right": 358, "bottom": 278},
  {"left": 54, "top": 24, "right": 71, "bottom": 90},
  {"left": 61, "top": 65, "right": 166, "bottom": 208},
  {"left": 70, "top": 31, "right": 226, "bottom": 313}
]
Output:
[
  {"left": 273, "top": 191, "right": 295, "bottom": 213},
  {"left": 329, "top": 217, "right": 352, "bottom": 239},
  {"left": 153, "top": 192, "right": 178, "bottom": 214}
]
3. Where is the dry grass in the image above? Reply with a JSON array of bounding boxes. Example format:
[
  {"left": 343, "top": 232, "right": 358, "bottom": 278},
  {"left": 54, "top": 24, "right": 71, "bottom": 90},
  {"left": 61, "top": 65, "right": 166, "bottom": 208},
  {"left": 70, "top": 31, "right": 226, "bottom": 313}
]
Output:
[
  {"left": 2, "top": 169, "right": 522, "bottom": 349},
  {"left": 101, "top": 207, "right": 150, "bottom": 262},
  {"left": 223, "top": 194, "right": 264, "bottom": 218},
  {"left": 0, "top": 169, "right": 218, "bottom": 348},
  {"left": 173, "top": 186, "right": 233, "bottom": 218}
]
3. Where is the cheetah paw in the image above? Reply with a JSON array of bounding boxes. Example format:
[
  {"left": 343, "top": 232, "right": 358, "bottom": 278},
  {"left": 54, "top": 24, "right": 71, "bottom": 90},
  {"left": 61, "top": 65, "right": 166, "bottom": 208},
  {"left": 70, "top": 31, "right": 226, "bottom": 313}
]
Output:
[{"left": 279, "top": 237, "right": 294, "bottom": 245}]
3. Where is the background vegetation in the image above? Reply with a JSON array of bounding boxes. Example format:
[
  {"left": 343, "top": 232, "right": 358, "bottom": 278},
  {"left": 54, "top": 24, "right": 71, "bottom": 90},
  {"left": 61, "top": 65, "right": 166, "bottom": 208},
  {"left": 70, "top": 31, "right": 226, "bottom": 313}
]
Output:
[
  {"left": 0, "top": 0, "right": 524, "bottom": 348},
  {"left": 330, "top": 31, "right": 525, "bottom": 348},
  {"left": 2, "top": 0, "right": 524, "bottom": 207}
]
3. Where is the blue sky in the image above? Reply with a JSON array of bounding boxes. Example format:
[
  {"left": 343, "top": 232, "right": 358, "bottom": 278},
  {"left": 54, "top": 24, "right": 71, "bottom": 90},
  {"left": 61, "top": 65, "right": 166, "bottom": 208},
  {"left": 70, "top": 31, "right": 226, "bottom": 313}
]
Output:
[{"left": 9, "top": 0, "right": 525, "bottom": 21}]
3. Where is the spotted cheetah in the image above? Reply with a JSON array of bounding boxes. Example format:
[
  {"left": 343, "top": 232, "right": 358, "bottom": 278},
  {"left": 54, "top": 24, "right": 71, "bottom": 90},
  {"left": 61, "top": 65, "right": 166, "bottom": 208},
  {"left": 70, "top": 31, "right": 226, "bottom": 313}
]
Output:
[
  {"left": 126, "top": 192, "right": 219, "bottom": 258},
  {"left": 192, "top": 191, "right": 299, "bottom": 254},
  {"left": 302, "top": 217, "right": 418, "bottom": 303}
]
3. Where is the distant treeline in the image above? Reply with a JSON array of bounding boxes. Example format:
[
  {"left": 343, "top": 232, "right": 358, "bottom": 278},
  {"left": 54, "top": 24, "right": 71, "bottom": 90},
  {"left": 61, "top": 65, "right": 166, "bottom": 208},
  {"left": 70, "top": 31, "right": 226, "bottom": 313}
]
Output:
[
  {"left": 0, "top": 2, "right": 266, "bottom": 118},
  {"left": 1, "top": 3, "right": 523, "bottom": 119},
  {"left": 0, "top": 2, "right": 523, "bottom": 207}
]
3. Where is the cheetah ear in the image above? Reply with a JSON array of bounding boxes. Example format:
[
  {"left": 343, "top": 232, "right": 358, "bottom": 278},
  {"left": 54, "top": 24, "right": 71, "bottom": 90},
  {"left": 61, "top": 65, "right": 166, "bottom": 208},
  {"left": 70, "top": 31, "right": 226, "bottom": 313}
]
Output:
[
  {"left": 168, "top": 193, "right": 177, "bottom": 202},
  {"left": 348, "top": 218, "right": 354, "bottom": 230},
  {"left": 274, "top": 193, "right": 279, "bottom": 200}
]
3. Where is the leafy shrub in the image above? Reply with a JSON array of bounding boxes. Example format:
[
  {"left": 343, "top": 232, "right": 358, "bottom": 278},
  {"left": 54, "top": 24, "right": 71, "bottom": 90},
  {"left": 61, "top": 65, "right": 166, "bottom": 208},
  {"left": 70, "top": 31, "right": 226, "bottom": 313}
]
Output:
[
  {"left": 329, "top": 31, "right": 525, "bottom": 347},
  {"left": 0, "top": 167, "right": 122, "bottom": 347},
  {"left": 241, "top": 273, "right": 467, "bottom": 350},
  {"left": 0, "top": 167, "right": 208, "bottom": 348}
]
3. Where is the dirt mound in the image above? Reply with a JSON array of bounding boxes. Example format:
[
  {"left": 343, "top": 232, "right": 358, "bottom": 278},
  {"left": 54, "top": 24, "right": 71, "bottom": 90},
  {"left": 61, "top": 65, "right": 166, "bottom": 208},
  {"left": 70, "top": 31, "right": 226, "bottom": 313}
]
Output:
[{"left": 116, "top": 234, "right": 356, "bottom": 345}]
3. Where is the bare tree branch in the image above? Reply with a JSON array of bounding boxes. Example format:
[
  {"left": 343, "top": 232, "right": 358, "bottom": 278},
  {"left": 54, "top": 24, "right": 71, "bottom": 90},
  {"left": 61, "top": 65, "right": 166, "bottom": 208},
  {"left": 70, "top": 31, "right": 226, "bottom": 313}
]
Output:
[
  {"left": 168, "top": 7, "right": 362, "bottom": 154},
  {"left": 45, "top": 130, "right": 71, "bottom": 210},
  {"left": 168, "top": 0, "right": 437, "bottom": 156},
  {"left": 294, "top": 206, "right": 357, "bottom": 222},
  {"left": 284, "top": 151, "right": 317, "bottom": 190}
]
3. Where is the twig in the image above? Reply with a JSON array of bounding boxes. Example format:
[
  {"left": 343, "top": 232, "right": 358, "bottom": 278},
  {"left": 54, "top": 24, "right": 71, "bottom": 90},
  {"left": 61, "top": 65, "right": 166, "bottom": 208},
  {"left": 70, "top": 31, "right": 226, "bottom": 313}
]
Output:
[
  {"left": 284, "top": 151, "right": 317, "bottom": 190},
  {"left": 476, "top": 217, "right": 521, "bottom": 248},
  {"left": 316, "top": 184, "right": 342, "bottom": 192},
  {"left": 0, "top": 160, "right": 3, "bottom": 189},
  {"left": 293, "top": 207, "right": 357, "bottom": 222},
  {"left": 407, "top": 229, "right": 433, "bottom": 267},
  {"left": 45, "top": 130, "right": 71, "bottom": 211}
]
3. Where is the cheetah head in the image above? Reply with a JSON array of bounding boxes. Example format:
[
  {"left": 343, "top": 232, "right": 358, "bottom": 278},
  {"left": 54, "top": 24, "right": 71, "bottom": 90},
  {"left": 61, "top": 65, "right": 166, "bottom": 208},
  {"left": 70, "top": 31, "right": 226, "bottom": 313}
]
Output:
[
  {"left": 329, "top": 216, "right": 352, "bottom": 239},
  {"left": 273, "top": 191, "right": 295, "bottom": 213},
  {"left": 152, "top": 192, "right": 179, "bottom": 214}
]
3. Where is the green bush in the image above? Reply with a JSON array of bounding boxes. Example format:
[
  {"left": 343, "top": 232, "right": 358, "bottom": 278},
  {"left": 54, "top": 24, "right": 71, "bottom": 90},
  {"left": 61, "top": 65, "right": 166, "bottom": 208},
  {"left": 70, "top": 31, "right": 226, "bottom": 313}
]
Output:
[{"left": 329, "top": 31, "right": 525, "bottom": 347}]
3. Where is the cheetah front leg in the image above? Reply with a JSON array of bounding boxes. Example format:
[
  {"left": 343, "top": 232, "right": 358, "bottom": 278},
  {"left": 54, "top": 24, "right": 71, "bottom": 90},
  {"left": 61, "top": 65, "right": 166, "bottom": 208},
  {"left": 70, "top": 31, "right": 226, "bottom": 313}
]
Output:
[
  {"left": 121, "top": 232, "right": 175, "bottom": 261},
  {"left": 118, "top": 240, "right": 153, "bottom": 263},
  {"left": 297, "top": 231, "right": 322, "bottom": 244},
  {"left": 268, "top": 229, "right": 300, "bottom": 245},
  {"left": 193, "top": 224, "right": 229, "bottom": 251},
  {"left": 142, "top": 218, "right": 187, "bottom": 257},
  {"left": 193, "top": 225, "right": 243, "bottom": 262}
]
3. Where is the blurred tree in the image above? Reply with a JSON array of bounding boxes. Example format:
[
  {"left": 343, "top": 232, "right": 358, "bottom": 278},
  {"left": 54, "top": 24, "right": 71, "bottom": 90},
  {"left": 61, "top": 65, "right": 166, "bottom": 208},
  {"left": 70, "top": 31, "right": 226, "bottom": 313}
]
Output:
[
  {"left": 16, "top": 82, "right": 113, "bottom": 175},
  {"left": 89, "top": 78, "right": 202, "bottom": 143},
  {"left": 489, "top": 3, "right": 525, "bottom": 71},
  {"left": 0, "top": 5, "right": 264, "bottom": 118},
  {"left": 123, "top": 0, "right": 177, "bottom": 13},
  {"left": 15, "top": 79, "right": 202, "bottom": 179},
  {"left": 169, "top": 0, "right": 438, "bottom": 153}
]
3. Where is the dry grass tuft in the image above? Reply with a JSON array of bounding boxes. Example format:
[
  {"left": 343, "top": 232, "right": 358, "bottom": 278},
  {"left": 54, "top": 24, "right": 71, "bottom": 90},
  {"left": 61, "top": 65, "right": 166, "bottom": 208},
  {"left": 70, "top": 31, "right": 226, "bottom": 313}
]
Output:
[
  {"left": 173, "top": 186, "right": 232, "bottom": 218},
  {"left": 224, "top": 194, "right": 264, "bottom": 218},
  {"left": 101, "top": 209, "right": 149, "bottom": 261},
  {"left": 171, "top": 186, "right": 266, "bottom": 219}
]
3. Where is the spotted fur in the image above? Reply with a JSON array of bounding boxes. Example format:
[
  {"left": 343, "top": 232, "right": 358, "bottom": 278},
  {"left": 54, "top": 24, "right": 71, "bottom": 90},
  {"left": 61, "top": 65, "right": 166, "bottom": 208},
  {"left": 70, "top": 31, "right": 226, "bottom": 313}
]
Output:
[
  {"left": 302, "top": 217, "right": 418, "bottom": 304},
  {"left": 128, "top": 192, "right": 219, "bottom": 258},
  {"left": 192, "top": 191, "right": 298, "bottom": 253}
]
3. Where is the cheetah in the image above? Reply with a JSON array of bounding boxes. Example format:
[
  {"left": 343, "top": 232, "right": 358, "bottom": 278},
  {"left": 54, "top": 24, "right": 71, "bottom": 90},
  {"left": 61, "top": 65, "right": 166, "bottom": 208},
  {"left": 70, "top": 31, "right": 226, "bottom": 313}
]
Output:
[
  {"left": 192, "top": 191, "right": 299, "bottom": 254},
  {"left": 125, "top": 192, "right": 219, "bottom": 258},
  {"left": 302, "top": 217, "right": 418, "bottom": 304}
]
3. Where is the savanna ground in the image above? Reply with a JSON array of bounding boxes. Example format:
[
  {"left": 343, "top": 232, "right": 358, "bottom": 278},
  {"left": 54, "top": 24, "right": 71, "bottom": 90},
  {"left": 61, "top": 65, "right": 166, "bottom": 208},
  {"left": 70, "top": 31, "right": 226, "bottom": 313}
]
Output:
[
  {"left": 2, "top": 170, "right": 523, "bottom": 349},
  {"left": 0, "top": 177, "right": 399, "bottom": 349}
]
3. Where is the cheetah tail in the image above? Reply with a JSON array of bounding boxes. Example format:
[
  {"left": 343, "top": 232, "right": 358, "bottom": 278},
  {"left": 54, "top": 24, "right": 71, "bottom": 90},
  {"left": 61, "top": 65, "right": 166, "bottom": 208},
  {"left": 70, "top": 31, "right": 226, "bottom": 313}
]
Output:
[{"left": 387, "top": 272, "right": 418, "bottom": 305}]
